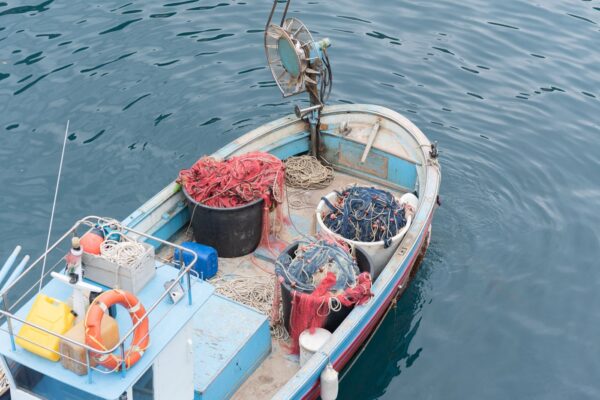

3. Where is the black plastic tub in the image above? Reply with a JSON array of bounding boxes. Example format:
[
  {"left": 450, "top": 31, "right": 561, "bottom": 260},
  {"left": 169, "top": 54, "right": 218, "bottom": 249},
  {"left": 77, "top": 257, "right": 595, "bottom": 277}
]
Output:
[
  {"left": 183, "top": 188, "right": 264, "bottom": 258},
  {"left": 279, "top": 242, "right": 374, "bottom": 333}
]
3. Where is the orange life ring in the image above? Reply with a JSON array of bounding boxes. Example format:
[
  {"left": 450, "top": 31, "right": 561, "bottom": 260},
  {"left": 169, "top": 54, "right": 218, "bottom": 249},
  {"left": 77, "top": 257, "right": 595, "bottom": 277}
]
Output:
[{"left": 85, "top": 289, "right": 149, "bottom": 371}]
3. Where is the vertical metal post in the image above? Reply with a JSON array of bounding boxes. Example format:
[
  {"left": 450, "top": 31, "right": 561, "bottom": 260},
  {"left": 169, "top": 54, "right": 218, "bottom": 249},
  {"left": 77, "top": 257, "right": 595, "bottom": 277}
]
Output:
[
  {"left": 279, "top": 0, "right": 291, "bottom": 26},
  {"left": 3, "top": 293, "right": 16, "bottom": 351},
  {"left": 309, "top": 114, "right": 319, "bottom": 158},
  {"left": 85, "top": 348, "right": 93, "bottom": 384},
  {"left": 120, "top": 343, "right": 127, "bottom": 378},
  {"left": 187, "top": 270, "right": 192, "bottom": 306}
]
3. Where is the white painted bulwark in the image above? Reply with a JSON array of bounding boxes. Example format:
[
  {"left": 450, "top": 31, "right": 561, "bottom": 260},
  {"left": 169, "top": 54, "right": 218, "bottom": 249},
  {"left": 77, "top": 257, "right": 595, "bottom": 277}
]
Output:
[{"left": 152, "top": 321, "right": 194, "bottom": 400}]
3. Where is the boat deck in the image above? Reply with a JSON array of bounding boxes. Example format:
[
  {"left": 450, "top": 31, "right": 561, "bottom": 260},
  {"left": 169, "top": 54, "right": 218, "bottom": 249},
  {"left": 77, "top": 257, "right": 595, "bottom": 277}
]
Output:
[
  {"left": 159, "top": 171, "right": 408, "bottom": 399},
  {"left": 0, "top": 264, "right": 213, "bottom": 400}
]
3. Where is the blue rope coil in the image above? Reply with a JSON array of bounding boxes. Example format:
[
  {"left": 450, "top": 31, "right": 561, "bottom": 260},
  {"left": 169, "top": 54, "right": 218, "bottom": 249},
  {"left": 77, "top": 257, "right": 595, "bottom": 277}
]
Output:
[
  {"left": 321, "top": 186, "right": 407, "bottom": 248},
  {"left": 275, "top": 238, "right": 360, "bottom": 293}
]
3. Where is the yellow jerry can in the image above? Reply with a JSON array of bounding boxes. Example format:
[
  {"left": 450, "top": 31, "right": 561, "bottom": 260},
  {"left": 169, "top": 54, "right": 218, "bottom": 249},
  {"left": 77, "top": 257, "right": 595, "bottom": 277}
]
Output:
[{"left": 16, "top": 294, "right": 75, "bottom": 362}]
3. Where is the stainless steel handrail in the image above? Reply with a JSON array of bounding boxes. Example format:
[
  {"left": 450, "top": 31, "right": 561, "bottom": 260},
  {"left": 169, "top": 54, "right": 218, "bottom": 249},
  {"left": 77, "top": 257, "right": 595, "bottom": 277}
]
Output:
[{"left": 0, "top": 216, "right": 199, "bottom": 372}]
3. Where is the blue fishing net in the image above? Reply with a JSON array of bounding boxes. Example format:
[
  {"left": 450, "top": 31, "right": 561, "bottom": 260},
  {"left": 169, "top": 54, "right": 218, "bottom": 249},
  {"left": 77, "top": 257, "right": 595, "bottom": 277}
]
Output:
[
  {"left": 275, "top": 238, "right": 360, "bottom": 293},
  {"left": 321, "top": 186, "right": 407, "bottom": 248}
]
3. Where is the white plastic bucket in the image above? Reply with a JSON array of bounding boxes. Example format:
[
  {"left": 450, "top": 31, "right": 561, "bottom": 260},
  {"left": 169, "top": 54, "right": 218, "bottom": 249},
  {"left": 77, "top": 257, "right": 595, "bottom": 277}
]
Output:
[
  {"left": 299, "top": 328, "right": 332, "bottom": 367},
  {"left": 316, "top": 191, "right": 415, "bottom": 277}
]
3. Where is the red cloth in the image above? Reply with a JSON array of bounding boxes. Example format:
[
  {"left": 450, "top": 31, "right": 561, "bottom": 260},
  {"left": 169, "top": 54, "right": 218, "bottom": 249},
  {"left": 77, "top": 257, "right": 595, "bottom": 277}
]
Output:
[
  {"left": 288, "top": 271, "right": 373, "bottom": 354},
  {"left": 289, "top": 272, "right": 337, "bottom": 354}
]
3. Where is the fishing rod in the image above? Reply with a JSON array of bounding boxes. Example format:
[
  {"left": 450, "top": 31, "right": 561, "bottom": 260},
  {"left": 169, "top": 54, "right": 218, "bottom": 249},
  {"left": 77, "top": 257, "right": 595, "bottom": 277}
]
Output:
[{"left": 39, "top": 120, "right": 70, "bottom": 291}]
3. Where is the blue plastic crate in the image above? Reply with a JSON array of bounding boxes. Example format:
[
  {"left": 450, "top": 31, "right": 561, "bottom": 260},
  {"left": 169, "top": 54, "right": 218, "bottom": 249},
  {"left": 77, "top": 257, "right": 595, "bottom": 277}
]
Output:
[{"left": 174, "top": 241, "right": 218, "bottom": 280}]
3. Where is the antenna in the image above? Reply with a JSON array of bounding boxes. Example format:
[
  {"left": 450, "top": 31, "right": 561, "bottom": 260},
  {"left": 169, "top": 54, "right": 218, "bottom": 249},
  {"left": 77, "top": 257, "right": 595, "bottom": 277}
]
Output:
[{"left": 39, "top": 120, "right": 70, "bottom": 291}]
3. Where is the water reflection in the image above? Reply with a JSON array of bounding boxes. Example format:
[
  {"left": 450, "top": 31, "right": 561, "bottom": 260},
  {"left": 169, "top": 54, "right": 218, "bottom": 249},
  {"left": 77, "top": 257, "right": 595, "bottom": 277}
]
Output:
[{"left": 339, "top": 257, "right": 437, "bottom": 399}]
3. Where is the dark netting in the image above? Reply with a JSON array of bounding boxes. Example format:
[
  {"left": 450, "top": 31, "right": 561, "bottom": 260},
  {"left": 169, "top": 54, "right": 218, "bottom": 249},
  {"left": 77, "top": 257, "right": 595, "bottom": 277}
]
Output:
[
  {"left": 275, "top": 238, "right": 359, "bottom": 293},
  {"left": 321, "top": 186, "right": 407, "bottom": 247}
]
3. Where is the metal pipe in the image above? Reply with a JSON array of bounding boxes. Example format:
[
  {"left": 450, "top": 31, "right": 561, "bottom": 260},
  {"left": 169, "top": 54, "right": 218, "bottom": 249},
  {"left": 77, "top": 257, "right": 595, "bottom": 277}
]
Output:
[
  {"left": 9, "top": 254, "right": 64, "bottom": 312},
  {"left": 309, "top": 109, "right": 321, "bottom": 159},
  {"left": 120, "top": 343, "right": 126, "bottom": 377},
  {"left": 3, "top": 293, "right": 15, "bottom": 351},
  {"left": 3, "top": 255, "right": 29, "bottom": 291},
  {"left": 86, "top": 349, "right": 92, "bottom": 384},
  {"left": 264, "top": 0, "right": 278, "bottom": 31},
  {"left": 294, "top": 104, "right": 322, "bottom": 119},
  {"left": 279, "top": 0, "right": 291, "bottom": 26},
  {"left": 0, "top": 272, "right": 189, "bottom": 355},
  {"left": 0, "top": 246, "right": 21, "bottom": 288},
  {"left": 0, "top": 222, "right": 79, "bottom": 295},
  {"left": 187, "top": 269, "right": 192, "bottom": 306},
  {"left": 265, "top": 0, "right": 291, "bottom": 29}
]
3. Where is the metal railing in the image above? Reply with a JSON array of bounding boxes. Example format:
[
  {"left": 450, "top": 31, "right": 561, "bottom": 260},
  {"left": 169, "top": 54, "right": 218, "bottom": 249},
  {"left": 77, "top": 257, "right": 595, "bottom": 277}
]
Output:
[{"left": 0, "top": 216, "right": 198, "bottom": 383}]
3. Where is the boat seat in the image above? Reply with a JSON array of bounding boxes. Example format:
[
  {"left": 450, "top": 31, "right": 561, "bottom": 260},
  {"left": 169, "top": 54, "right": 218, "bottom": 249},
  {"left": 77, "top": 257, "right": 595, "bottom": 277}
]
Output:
[{"left": 193, "top": 293, "right": 271, "bottom": 400}]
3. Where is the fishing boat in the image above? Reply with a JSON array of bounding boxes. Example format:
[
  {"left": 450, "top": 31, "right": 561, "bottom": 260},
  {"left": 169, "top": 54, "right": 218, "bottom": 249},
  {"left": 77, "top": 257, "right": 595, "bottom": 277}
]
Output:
[{"left": 0, "top": 1, "right": 440, "bottom": 399}]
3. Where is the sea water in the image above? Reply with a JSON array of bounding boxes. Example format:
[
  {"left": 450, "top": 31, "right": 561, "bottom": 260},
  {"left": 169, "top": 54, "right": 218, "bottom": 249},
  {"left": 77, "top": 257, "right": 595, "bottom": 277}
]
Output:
[{"left": 1, "top": 1, "right": 599, "bottom": 399}]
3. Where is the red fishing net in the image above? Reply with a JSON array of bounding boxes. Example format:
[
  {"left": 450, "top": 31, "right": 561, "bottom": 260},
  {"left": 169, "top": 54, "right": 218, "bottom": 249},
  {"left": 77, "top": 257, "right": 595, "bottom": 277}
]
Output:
[
  {"left": 337, "top": 272, "right": 373, "bottom": 307},
  {"left": 179, "top": 151, "right": 287, "bottom": 248},
  {"left": 178, "top": 151, "right": 285, "bottom": 208},
  {"left": 288, "top": 271, "right": 373, "bottom": 354}
]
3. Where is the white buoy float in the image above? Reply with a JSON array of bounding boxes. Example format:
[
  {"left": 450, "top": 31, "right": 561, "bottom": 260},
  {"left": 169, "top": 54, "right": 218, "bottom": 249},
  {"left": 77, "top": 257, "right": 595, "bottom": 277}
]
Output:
[
  {"left": 399, "top": 192, "right": 419, "bottom": 211},
  {"left": 321, "top": 362, "right": 339, "bottom": 400},
  {"left": 299, "top": 328, "right": 332, "bottom": 367}
]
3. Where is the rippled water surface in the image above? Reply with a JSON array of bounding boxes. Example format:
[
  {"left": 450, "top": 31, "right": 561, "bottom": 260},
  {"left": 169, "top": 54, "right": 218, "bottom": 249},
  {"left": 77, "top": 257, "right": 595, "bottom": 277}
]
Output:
[{"left": 1, "top": 0, "right": 599, "bottom": 398}]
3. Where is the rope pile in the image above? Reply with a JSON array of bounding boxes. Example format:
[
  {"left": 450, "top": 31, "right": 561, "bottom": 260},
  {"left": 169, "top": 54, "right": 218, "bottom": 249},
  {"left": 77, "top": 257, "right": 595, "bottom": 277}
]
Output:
[
  {"left": 322, "top": 186, "right": 407, "bottom": 248},
  {"left": 100, "top": 240, "right": 147, "bottom": 269},
  {"left": 284, "top": 155, "right": 334, "bottom": 190},
  {"left": 210, "top": 274, "right": 288, "bottom": 340},
  {"left": 178, "top": 151, "right": 285, "bottom": 208},
  {"left": 275, "top": 238, "right": 359, "bottom": 293}
]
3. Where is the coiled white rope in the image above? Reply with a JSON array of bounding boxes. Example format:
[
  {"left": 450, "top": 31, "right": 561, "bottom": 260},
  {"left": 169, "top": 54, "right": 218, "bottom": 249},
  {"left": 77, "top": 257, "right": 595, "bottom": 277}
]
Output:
[
  {"left": 100, "top": 239, "right": 147, "bottom": 269},
  {"left": 284, "top": 155, "right": 334, "bottom": 190},
  {"left": 99, "top": 237, "right": 148, "bottom": 289}
]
